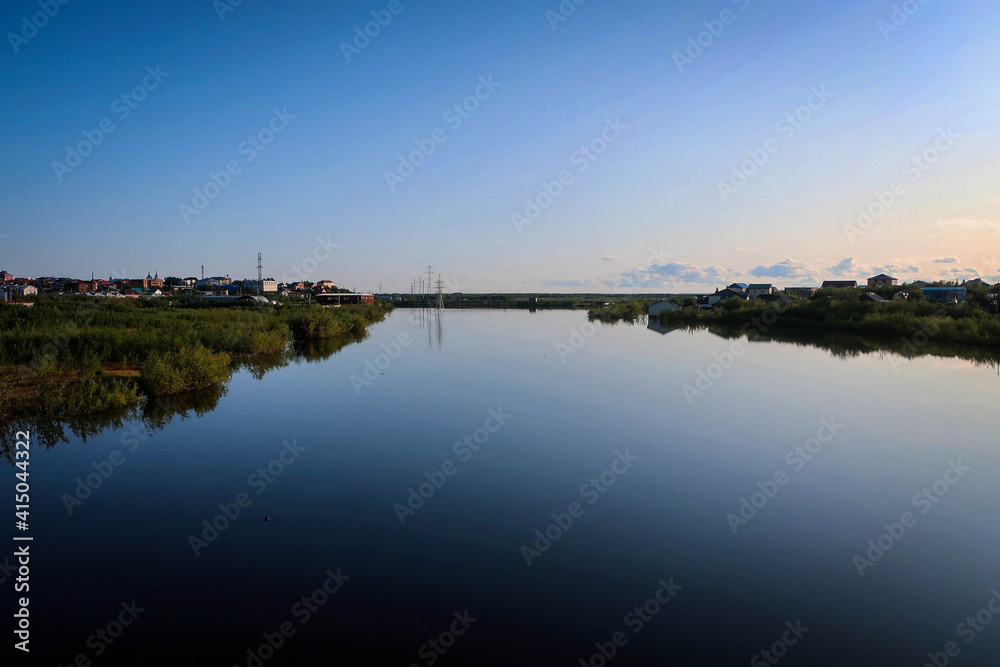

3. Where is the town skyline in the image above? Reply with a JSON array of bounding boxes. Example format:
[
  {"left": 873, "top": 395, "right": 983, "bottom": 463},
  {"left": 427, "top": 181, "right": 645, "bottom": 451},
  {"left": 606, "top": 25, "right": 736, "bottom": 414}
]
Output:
[{"left": 3, "top": 1, "right": 998, "bottom": 293}]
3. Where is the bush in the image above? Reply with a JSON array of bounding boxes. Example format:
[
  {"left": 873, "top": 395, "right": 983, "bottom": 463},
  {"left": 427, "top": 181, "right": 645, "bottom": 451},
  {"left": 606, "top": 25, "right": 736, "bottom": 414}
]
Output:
[{"left": 142, "top": 346, "right": 231, "bottom": 396}]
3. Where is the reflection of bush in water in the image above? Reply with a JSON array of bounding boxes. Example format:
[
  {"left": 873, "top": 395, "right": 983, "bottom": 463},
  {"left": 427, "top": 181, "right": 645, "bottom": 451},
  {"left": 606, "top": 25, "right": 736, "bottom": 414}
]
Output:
[
  {"left": 0, "top": 384, "right": 227, "bottom": 457},
  {"left": 691, "top": 323, "right": 1000, "bottom": 366}
]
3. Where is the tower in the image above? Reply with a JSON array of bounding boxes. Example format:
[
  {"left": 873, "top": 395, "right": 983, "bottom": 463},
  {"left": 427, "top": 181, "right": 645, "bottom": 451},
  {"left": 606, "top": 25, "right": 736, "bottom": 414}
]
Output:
[
  {"left": 436, "top": 273, "right": 444, "bottom": 310},
  {"left": 257, "top": 253, "right": 263, "bottom": 282}
]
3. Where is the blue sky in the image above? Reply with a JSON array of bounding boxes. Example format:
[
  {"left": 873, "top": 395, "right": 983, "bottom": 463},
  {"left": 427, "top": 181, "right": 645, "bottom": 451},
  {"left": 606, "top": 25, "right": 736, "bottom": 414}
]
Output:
[{"left": 2, "top": 0, "right": 998, "bottom": 292}]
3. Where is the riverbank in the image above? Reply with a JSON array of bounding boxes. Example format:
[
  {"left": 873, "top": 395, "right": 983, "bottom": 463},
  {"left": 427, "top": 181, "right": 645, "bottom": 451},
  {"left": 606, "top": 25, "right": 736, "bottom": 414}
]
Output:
[
  {"left": 589, "top": 290, "right": 1000, "bottom": 350},
  {"left": 0, "top": 297, "right": 390, "bottom": 423}
]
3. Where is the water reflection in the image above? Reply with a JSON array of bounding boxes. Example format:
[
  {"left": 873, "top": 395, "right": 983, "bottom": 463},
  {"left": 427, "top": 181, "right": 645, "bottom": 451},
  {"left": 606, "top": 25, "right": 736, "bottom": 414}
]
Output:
[
  {"left": 648, "top": 321, "right": 1000, "bottom": 367},
  {"left": 0, "top": 334, "right": 368, "bottom": 456}
]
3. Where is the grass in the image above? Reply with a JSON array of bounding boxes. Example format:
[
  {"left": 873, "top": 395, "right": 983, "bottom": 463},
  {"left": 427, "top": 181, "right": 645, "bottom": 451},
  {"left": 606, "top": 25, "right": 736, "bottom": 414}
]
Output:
[{"left": 0, "top": 296, "right": 390, "bottom": 420}]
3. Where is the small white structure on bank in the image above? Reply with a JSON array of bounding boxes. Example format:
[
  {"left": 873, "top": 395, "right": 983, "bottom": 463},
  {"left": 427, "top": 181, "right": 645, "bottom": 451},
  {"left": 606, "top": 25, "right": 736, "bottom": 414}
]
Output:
[{"left": 648, "top": 300, "right": 680, "bottom": 317}]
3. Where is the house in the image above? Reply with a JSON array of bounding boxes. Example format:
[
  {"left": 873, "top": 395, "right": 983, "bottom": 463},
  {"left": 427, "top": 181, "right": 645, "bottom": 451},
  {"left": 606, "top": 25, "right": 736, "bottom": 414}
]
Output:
[
  {"left": 747, "top": 283, "right": 776, "bottom": 298},
  {"left": 923, "top": 287, "right": 966, "bottom": 304},
  {"left": 243, "top": 279, "right": 278, "bottom": 293},
  {"left": 648, "top": 300, "right": 679, "bottom": 317},
  {"left": 315, "top": 280, "right": 337, "bottom": 292},
  {"left": 1, "top": 285, "right": 37, "bottom": 299},
  {"left": 784, "top": 287, "right": 817, "bottom": 298},
  {"left": 892, "top": 292, "right": 909, "bottom": 302},
  {"left": 822, "top": 280, "right": 858, "bottom": 289},
  {"left": 860, "top": 292, "right": 887, "bottom": 302},
  {"left": 868, "top": 274, "right": 897, "bottom": 287},
  {"left": 708, "top": 288, "right": 748, "bottom": 306},
  {"left": 963, "top": 278, "right": 990, "bottom": 288},
  {"left": 0, "top": 271, "right": 13, "bottom": 283},
  {"left": 727, "top": 283, "right": 749, "bottom": 292}
]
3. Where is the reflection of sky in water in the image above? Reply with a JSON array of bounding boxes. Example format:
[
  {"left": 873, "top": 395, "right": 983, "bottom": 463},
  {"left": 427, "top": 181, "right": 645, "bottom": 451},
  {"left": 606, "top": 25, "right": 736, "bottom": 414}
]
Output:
[{"left": 21, "top": 310, "right": 1000, "bottom": 665}]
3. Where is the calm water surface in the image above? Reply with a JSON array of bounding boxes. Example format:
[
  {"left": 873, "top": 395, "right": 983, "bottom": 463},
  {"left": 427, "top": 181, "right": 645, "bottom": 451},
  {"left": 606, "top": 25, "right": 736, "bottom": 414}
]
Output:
[{"left": 12, "top": 309, "right": 1000, "bottom": 665}]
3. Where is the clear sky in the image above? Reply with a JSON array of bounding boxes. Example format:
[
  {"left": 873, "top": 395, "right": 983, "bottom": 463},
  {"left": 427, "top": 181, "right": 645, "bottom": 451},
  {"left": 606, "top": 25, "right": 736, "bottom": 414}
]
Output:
[{"left": 2, "top": 0, "right": 998, "bottom": 292}]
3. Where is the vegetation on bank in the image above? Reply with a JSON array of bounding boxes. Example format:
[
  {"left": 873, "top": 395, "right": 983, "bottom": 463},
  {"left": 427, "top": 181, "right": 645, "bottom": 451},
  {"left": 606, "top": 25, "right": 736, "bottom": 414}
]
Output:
[
  {"left": 0, "top": 296, "right": 390, "bottom": 422},
  {"left": 586, "top": 285, "right": 1000, "bottom": 348}
]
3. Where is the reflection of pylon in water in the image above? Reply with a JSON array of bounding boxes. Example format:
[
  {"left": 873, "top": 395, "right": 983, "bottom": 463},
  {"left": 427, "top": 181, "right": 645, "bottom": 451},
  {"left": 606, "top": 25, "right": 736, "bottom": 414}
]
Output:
[{"left": 435, "top": 273, "right": 444, "bottom": 310}]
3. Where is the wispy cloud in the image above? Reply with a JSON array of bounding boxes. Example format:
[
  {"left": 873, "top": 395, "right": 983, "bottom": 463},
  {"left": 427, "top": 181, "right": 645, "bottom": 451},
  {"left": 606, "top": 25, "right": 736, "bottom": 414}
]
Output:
[
  {"left": 872, "top": 263, "right": 919, "bottom": 276},
  {"left": 935, "top": 218, "right": 998, "bottom": 231},
  {"left": 601, "top": 255, "right": 619, "bottom": 261},
  {"left": 749, "top": 259, "right": 813, "bottom": 279},
  {"left": 826, "top": 257, "right": 860, "bottom": 276},
  {"left": 933, "top": 256, "right": 959, "bottom": 264}
]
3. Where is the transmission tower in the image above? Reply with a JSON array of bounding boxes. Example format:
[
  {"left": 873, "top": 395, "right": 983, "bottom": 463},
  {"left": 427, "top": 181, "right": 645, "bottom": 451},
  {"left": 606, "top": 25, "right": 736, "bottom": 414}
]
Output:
[
  {"left": 257, "top": 253, "right": 263, "bottom": 282},
  {"left": 425, "top": 266, "right": 434, "bottom": 296},
  {"left": 435, "top": 273, "right": 444, "bottom": 310}
]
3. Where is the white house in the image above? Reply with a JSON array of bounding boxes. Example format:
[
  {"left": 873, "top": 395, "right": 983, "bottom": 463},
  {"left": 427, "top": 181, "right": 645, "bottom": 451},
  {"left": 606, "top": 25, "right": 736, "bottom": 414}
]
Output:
[
  {"left": 648, "top": 300, "right": 680, "bottom": 317},
  {"left": 747, "top": 284, "right": 776, "bottom": 298}
]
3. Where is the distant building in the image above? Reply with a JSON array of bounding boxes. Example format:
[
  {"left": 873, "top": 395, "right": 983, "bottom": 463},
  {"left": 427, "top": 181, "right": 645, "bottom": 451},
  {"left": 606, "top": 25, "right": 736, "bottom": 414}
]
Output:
[
  {"left": 727, "top": 283, "right": 749, "bottom": 292},
  {"left": 867, "top": 274, "right": 898, "bottom": 287},
  {"left": 747, "top": 284, "right": 776, "bottom": 298},
  {"left": 648, "top": 300, "right": 679, "bottom": 317},
  {"left": 708, "top": 288, "right": 748, "bottom": 306},
  {"left": 196, "top": 276, "right": 230, "bottom": 289},
  {"left": 315, "top": 280, "right": 337, "bottom": 292},
  {"left": 923, "top": 287, "right": 966, "bottom": 304},
  {"left": 315, "top": 293, "right": 375, "bottom": 306},
  {"left": 243, "top": 279, "right": 277, "bottom": 293},
  {"left": 784, "top": 287, "right": 817, "bottom": 298},
  {"left": 963, "top": 278, "right": 990, "bottom": 288},
  {"left": 1, "top": 285, "right": 36, "bottom": 299},
  {"left": 860, "top": 292, "right": 888, "bottom": 302},
  {"left": 822, "top": 280, "right": 858, "bottom": 289},
  {"left": 0, "top": 271, "right": 13, "bottom": 283}
]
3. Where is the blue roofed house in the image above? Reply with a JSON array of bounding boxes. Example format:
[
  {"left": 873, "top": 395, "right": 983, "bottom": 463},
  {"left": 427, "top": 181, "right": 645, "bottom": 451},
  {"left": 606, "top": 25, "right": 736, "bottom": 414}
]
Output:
[{"left": 923, "top": 286, "right": 966, "bottom": 304}]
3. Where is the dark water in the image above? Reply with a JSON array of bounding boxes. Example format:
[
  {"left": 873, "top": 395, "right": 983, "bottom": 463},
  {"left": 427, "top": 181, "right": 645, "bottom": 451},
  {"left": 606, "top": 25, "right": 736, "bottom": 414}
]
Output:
[{"left": 6, "top": 309, "right": 1000, "bottom": 665}]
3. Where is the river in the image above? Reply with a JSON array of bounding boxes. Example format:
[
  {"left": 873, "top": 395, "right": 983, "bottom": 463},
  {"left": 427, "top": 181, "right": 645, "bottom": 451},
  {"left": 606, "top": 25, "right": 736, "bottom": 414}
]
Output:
[{"left": 14, "top": 308, "right": 1000, "bottom": 665}]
